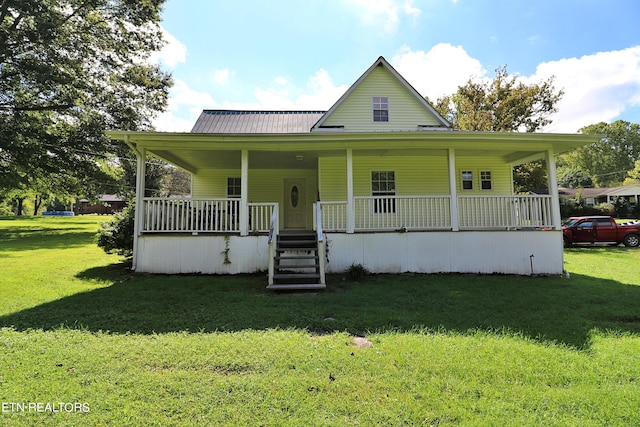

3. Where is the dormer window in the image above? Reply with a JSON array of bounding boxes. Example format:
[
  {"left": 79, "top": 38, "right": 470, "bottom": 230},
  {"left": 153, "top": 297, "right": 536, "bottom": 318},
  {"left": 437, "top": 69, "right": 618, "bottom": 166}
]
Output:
[{"left": 373, "top": 97, "right": 389, "bottom": 122}]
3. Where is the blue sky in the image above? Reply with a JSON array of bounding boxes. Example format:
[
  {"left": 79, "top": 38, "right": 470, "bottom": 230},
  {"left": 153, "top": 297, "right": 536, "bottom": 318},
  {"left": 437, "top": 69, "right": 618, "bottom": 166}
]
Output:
[{"left": 152, "top": 0, "right": 640, "bottom": 133}]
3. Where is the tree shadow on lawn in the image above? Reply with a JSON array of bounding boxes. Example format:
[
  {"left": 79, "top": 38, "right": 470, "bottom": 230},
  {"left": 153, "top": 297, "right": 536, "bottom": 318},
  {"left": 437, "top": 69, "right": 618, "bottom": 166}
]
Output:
[
  {"left": 0, "top": 228, "right": 97, "bottom": 253},
  {"left": 2, "top": 263, "right": 640, "bottom": 349}
]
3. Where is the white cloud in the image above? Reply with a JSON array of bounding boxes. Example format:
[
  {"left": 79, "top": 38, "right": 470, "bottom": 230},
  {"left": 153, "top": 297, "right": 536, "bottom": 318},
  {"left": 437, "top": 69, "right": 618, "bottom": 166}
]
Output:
[
  {"left": 247, "top": 69, "right": 348, "bottom": 110},
  {"left": 343, "top": 0, "right": 421, "bottom": 33},
  {"left": 391, "top": 44, "right": 487, "bottom": 102},
  {"left": 528, "top": 46, "right": 640, "bottom": 132},
  {"left": 153, "top": 80, "right": 217, "bottom": 132},
  {"left": 212, "top": 69, "right": 234, "bottom": 85},
  {"left": 155, "top": 42, "right": 640, "bottom": 135},
  {"left": 150, "top": 27, "right": 187, "bottom": 68},
  {"left": 393, "top": 44, "right": 640, "bottom": 133},
  {"left": 273, "top": 76, "right": 288, "bottom": 86}
]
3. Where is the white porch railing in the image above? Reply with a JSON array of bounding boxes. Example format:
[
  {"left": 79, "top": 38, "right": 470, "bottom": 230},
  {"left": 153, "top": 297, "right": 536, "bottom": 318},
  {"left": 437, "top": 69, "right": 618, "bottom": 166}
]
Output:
[
  {"left": 317, "top": 201, "right": 348, "bottom": 232},
  {"left": 141, "top": 198, "right": 276, "bottom": 234},
  {"left": 249, "top": 202, "right": 278, "bottom": 233},
  {"left": 353, "top": 196, "right": 452, "bottom": 231},
  {"left": 142, "top": 195, "right": 555, "bottom": 234},
  {"left": 458, "top": 195, "right": 553, "bottom": 229}
]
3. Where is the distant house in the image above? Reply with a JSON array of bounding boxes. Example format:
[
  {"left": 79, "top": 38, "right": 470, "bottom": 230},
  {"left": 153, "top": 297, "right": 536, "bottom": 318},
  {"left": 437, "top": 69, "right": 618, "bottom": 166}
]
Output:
[
  {"left": 558, "top": 184, "right": 640, "bottom": 207},
  {"left": 109, "top": 56, "right": 598, "bottom": 288},
  {"left": 76, "top": 195, "right": 127, "bottom": 215}
]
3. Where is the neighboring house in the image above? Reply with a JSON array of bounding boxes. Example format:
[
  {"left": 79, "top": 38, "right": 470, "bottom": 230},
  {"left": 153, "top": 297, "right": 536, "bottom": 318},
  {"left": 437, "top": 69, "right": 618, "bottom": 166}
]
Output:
[
  {"left": 76, "top": 195, "right": 127, "bottom": 215},
  {"left": 558, "top": 185, "right": 640, "bottom": 208},
  {"left": 110, "top": 56, "right": 598, "bottom": 289}
]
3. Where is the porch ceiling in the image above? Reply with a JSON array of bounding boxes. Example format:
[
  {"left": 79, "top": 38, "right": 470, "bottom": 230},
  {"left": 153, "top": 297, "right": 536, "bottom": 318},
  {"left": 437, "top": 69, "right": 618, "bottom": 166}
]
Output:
[
  {"left": 110, "top": 130, "right": 600, "bottom": 173},
  {"left": 149, "top": 146, "right": 545, "bottom": 173}
]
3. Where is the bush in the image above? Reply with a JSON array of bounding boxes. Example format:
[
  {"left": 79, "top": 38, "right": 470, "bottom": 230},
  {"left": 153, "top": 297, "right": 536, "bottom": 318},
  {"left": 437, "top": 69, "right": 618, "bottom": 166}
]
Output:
[
  {"left": 345, "top": 262, "right": 369, "bottom": 282},
  {"left": 96, "top": 204, "right": 135, "bottom": 258}
]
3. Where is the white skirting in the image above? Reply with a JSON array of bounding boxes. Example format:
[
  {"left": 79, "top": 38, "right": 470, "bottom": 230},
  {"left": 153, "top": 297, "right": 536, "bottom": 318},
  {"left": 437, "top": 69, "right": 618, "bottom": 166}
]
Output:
[{"left": 135, "top": 230, "right": 564, "bottom": 276}]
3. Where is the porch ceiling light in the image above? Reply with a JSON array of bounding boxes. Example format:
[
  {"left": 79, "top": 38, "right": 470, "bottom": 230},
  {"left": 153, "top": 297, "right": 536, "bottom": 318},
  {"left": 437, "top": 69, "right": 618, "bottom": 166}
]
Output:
[{"left": 296, "top": 154, "right": 304, "bottom": 161}]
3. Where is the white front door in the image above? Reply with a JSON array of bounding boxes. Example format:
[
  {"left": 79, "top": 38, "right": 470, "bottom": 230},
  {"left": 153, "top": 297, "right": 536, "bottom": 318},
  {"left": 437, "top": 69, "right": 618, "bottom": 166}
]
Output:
[{"left": 283, "top": 178, "right": 307, "bottom": 229}]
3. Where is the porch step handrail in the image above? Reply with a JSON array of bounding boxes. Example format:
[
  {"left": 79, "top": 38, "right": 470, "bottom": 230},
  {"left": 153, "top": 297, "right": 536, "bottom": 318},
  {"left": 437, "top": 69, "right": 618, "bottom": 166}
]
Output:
[
  {"left": 315, "top": 202, "right": 326, "bottom": 286},
  {"left": 267, "top": 204, "right": 279, "bottom": 285}
]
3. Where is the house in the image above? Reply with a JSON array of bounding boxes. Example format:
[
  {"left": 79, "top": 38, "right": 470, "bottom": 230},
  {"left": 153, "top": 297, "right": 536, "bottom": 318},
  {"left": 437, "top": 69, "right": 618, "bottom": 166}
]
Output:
[
  {"left": 75, "top": 194, "right": 127, "bottom": 215},
  {"left": 558, "top": 184, "right": 640, "bottom": 208},
  {"left": 109, "top": 56, "right": 599, "bottom": 289}
]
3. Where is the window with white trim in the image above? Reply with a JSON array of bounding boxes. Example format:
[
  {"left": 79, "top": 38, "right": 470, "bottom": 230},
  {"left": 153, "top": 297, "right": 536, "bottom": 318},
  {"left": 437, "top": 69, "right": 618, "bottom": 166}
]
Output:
[
  {"left": 372, "top": 171, "right": 395, "bottom": 213},
  {"left": 480, "top": 171, "right": 492, "bottom": 190},
  {"left": 372, "top": 97, "right": 389, "bottom": 122},
  {"left": 461, "top": 171, "right": 473, "bottom": 190},
  {"left": 227, "top": 177, "right": 241, "bottom": 198}
]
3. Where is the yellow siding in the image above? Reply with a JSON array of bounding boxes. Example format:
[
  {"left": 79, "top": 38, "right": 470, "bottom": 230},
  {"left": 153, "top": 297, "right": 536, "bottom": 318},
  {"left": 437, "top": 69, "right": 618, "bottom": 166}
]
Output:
[
  {"left": 192, "top": 168, "right": 318, "bottom": 227},
  {"left": 455, "top": 156, "right": 512, "bottom": 194},
  {"left": 197, "top": 155, "right": 512, "bottom": 202},
  {"left": 352, "top": 155, "right": 450, "bottom": 196},
  {"left": 318, "top": 154, "right": 513, "bottom": 199},
  {"left": 318, "top": 157, "right": 347, "bottom": 201},
  {"left": 321, "top": 67, "right": 440, "bottom": 131},
  {"left": 192, "top": 169, "right": 231, "bottom": 198},
  {"left": 319, "top": 154, "right": 449, "bottom": 200}
]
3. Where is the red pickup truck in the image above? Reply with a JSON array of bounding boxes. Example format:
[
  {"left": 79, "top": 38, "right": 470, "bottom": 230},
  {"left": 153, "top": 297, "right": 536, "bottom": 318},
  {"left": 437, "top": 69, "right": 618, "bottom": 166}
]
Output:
[{"left": 562, "top": 216, "right": 640, "bottom": 247}]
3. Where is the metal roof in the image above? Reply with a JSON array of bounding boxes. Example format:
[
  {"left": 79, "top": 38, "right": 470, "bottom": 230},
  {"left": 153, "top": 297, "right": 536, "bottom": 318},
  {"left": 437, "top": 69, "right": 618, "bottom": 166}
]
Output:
[
  {"left": 190, "top": 110, "right": 326, "bottom": 134},
  {"left": 558, "top": 185, "right": 640, "bottom": 198}
]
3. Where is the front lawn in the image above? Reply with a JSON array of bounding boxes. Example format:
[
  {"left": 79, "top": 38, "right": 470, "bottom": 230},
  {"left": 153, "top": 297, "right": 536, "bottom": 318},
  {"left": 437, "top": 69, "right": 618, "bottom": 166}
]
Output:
[{"left": 1, "top": 216, "right": 639, "bottom": 425}]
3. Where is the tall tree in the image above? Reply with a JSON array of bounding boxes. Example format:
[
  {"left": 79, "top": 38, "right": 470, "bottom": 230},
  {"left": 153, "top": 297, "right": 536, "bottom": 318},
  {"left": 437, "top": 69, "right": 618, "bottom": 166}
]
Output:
[
  {"left": 624, "top": 160, "right": 640, "bottom": 185},
  {"left": 434, "top": 66, "right": 563, "bottom": 132},
  {"left": 0, "top": 0, "right": 171, "bottom": 212},
  {"left": 570, "top": 121, "right": 640, "bottom": 187},
  {"left": 433, "top": 66, "right": 563, "bottom": 192}
]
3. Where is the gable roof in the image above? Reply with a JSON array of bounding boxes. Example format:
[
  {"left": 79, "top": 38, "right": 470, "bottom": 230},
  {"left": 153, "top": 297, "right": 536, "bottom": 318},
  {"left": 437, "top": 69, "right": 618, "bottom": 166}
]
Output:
[
  {"left": 191, "top": 110, "right": 326, "bottom": 134},
  {"left": 311, "top": 56, "right": 451, "bottom": 131}
]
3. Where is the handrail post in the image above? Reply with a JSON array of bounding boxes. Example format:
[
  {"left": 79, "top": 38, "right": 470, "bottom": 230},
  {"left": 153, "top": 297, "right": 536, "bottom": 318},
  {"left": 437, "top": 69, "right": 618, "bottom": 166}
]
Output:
[
  {"left": 268, "top": 204, "right": 278, "bottom": 285},
  {"left": 316, "top": 202, "right": 325, "bottom": 285}
]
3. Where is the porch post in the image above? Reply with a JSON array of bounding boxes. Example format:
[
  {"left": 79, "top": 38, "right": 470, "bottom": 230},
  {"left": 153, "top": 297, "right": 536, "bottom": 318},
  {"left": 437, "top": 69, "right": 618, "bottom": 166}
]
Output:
[
  {"left": 240, "top": 149, "right": 249, "bottom": 236},
  {"left": 133, "top": 142, "right": 146, "bottom": 270},
  {"left": 545, "top": 149, "right": 562, "bottom": 230},
  {"left": 448, "top": 148, "right": 459, "bottom": 231},
  {"left": 346, "top": 148, "right": 355, "bottom": 233}
]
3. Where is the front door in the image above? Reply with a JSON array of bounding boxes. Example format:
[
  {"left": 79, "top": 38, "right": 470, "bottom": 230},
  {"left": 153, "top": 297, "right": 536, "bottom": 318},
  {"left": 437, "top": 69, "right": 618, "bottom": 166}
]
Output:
[{"left": 283, "top": 178, "right": 307, "bottom": 229}]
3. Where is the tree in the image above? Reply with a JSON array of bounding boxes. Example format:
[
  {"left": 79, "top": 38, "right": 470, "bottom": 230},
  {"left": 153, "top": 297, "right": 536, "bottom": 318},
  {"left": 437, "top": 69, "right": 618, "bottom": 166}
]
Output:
[
  {"left": 624, "top": 160, "right": 640, "bottom": 185},
  {"left": 160, "top": 166, "right": 191, "bottom": 196},
  {"left": 0, "top": 0, "right": 171, "bottom": 212},
  {"left": 434, "top": 66, "right": 563, "bottom": 132},
  {"left": 513, "top": 161, "right": 548, "bottom": 193},
  {"left": 557, "top": 166, "right": 594, "bottom": 188},
  {"left": 433, "top": 66, "right": 563, "bottom": 192},
  {"left": 571, "top": 121, "right": 640, "bottom": 187}
]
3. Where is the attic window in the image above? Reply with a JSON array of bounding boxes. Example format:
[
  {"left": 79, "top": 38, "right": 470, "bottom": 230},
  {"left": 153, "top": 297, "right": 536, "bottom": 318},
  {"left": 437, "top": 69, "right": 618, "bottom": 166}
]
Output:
[{"left": 372, "top": 97, "right": 389, "bottom": 122}]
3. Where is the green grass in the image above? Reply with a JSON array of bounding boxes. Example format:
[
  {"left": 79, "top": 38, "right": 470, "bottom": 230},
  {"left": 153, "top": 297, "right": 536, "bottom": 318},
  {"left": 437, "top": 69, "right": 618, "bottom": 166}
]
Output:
[{"left": 1, "top": 216, "right": 640, "bottom": 425}]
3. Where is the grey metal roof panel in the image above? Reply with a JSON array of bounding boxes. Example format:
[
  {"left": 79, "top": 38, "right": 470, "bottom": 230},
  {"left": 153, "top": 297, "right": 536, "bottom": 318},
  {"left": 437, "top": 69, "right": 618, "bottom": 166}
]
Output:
[{"left": 191, "top": 110, "right": 326, "bottom": 134}]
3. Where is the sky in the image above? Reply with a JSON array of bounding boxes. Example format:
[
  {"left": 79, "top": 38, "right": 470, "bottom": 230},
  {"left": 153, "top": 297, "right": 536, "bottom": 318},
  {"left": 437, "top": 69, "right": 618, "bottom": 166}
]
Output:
[{"left": 151, "top": 0, "right": 640, "bottom": 133}]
